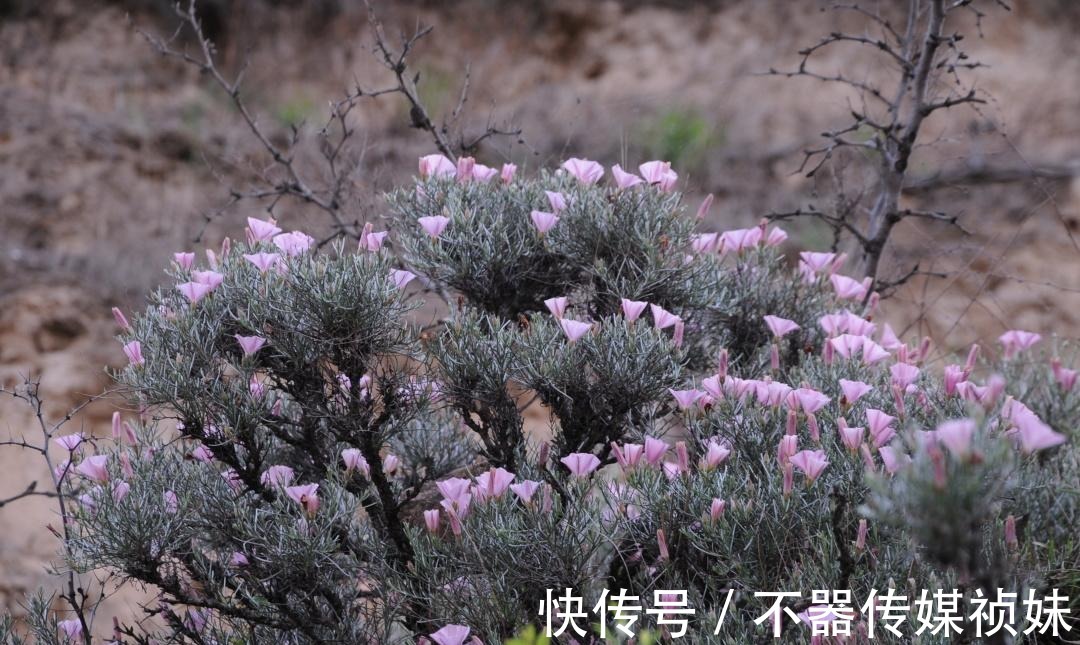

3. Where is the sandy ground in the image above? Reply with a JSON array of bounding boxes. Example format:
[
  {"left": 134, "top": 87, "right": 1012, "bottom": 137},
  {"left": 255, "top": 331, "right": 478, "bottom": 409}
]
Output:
[{"left": 1, "top": 0, "right": 1078, "bottom": 628}]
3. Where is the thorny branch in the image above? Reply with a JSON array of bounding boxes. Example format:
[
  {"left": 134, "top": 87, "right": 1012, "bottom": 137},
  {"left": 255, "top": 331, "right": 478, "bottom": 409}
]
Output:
[
  {"left": 765, "top": 0, "right": 1015, "bottom": 294},
  {"left": 138, "top": 0, "right": 521, "bottom": 245}
]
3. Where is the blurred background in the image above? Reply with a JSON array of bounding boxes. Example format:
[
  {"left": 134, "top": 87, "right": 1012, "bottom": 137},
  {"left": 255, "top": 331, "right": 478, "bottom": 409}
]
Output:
[{"left": 1, "top": 0, "right": 1078, "bottom": 622}]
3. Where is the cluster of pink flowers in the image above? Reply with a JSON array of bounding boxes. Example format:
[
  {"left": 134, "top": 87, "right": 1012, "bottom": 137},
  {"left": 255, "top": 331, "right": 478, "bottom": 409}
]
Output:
[{"left": 429, "top": 467, "right": 549, "bottom": 537}]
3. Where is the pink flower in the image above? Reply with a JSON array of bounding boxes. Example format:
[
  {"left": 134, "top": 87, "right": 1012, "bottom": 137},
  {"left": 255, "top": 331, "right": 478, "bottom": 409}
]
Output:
[
  {"left": 418, "top": 215, "right": 450, "bottom": 238},
  {"left": 842, "top": 312, "right": 876, "bottom": 337},
  {"left": 430, "top": 625, "right": 471, "bottom": 645},
  {"left": 559, "top": 318, "right": 592, "bottom": 342},
  {"left": 791, "top": 388, "right": 830, "bottom": 414},
  {"left": 718, "top": 227, "right": 762, "bottom": 254},
  {"left": 242, "top": 251, "right": 281, "bottom": 273},
  {"left": 999, "top": 329, "right": 1042, "bottom": 359},
  {"left": 235, "top": 334, "right": 267, "bottom": 356},
  {"left": 57, "top": 619, "right": 83, "bottom": 641},
  {"left": 191, "top": 444, "right": 214, "bottom": 463},
  {"left": 611, "top": 164, "right": 643, "bottom": 189},
  {"left": 1052, "top": 358, "right": 1079, "bottom": 391},
  {"left": 764, "top": 225, "right": 788, "bottom": 247},
  {"left": 838, "top": 423, "right": 864, "bottom": 453},
  {"left": 936, "top": 419, "right": 975, "bottom": 457},
  {"left": 177, "top": 281, "right": 213, "bottom": 303},
  {"left": 437, "top": 478, "right": 472, "bottom": 503},
  {"left": 230, "top": 551, "right": 249, "bottom": 567},
  {"left": 54, "top": 433, "right": 85, "bottom": 452},
  {"left": 246, "top": 217, "right": 282, "bottom": 243},
  {"left": 562, "top": 158, "right": 604, "bottom": 184},
  {"left": 943, "top": 365, "right": 965, "bottom": 395},
  {"left": 530, "top": 210, "right": 560, "bottom": 233},
  {"left": 763, "top": 315, "right": 800, "bottom": 338},
  {"left": 790, "top": 449, "right": 829, "bottom": 483},
  {"left": 273, "top": 231, "right": 314, "bottom": 256},
  {"left": 838, "top": 379, "right": 872, "bottom": 405},
  {"left": 500, "top": 163, "right": 517, "bottom": 184},
  {"left": 471, "top": 163, "right": 498, "bottom": 183},
  {"left": 866, "top": 409, "right": 896, "bottom": 448},
  {"left": 644, "top": 436, "right": 668, "bottom": 465},
  {"left": 829, "top": 334, "right": 862, "bottom": 359},
  {"left": 879, "top": 323, "right": 903, "bottom": 351},
  {"left": 164, "top": 490, "right": 179, "bottom": 514},
  {"left": 544, "top": 296, "right": 568, "bottom": 319},
  {"left": 799, "top": 251, "right": 839, "bottom": 275},
  {"left": 260, "top": 464, "right": 295, "bottom": 488},
  {"left": 701, "top": 440, "right": 731, "bottom": 470},
  {"left": 861, "top": 338, "right": 891, "bottom": 365},
  {"left": 561, "top": 452, "right": 601, "bottom": 477},
  {"left": 510, "top": 480, "right": 541, "bottom": 504},
  {"left": 650, "top": 304, "right": 680, "bottom": 329},
  {"left": 112, "top": 480, "right": 131, "bottom": 502},
  {"left": 423, "top": 509, "right": 441, "bottom": 534},
  {"left": 709, "top": 498, "right": 726, "bottom": 521},
  {"left": 455, "top": 157, "right": 475, "bottom": 181},
  {"left": 878, "top": 446, "right": 909, "bottom": 474},
  {"left": 830, "top": 274, "right": 869, "bottom": 301},
  {"left": 692, "top": 233, "right": 720, "bottom": 254},
  {"left": 621, "top": 298, "right": 648, "bottom": 322},
  {"left": 174, "top": 251, "right": 196, "bottom": 270},
  {"left": 382, "top": 453, "right": 401, "bottom": 475},
  {"left": 418, "top": 154, "right": 456, "bottom": 179},
  {"left": 1009, "top": 403, "right": 1066, "bottom": 453},
  {"left": 76, "top": 455, "right": 109, "bottom": 483},
  {"left": 695, "top": 194, "right": 715, "bottom": 221},
  {"left": 390, "top": 269, "right": 416, "bottom": 289},
  {"left": 474, "top": 467, "right": 515, "bottom": 500},
  {"left": 545, "top": 190, "right": 568, "bottom": 213},
  {"left": 890, "top": 362, "right": 920, "bottom": 388},
  {"left": 123, "top": 341, "right": 144, "bottom": 366},
  {"left": 358, "top": 223, "right": 389, "bottom": 252},
  {"left": 111, "top": 307, "right": 130, "bottom": 331},
  {"left": 669, "top": 388, "right": 704, "bottom": 410},
  {"left": 341, "top": 449, "right": 370, "bottom": 476},
  {"left": 285, "top": 483, "right": 320, "bottom": 515},
  {"left": 193, "top": 270, "right": 224, "bottom": 289},
  {"left": 639, "top": 160, "right": 677, "bottom": 191}
]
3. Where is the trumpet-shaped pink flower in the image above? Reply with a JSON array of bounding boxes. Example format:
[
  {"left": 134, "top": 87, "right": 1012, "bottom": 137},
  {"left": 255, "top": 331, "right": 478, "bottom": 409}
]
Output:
[
  {"left": 273, "top": 231, "right": 314, "bottom": 257},
  {"left": 611, "top": 164, "right": 643, "bottom": 189},
  {"left": 54, "top": 433, "right": 85, "bottom": 452},
  {"left": 829, "top": 334, "right": 862, "bottom": 360},
  {"left": 544, "top": 296, "right": 568, "bottom": 319},
  {"left": 943, "top": 364, "right": 965, "bottom": 395},
  {"left": 838, "top": 379, "right": 872, "bottom": 405},
  {"left": 76, "top": 455, "right": 109, "bottom": 483},
  {"left": 709, "top": 498, "right": 726, "bottom": 521},
  {"left": 341, "top": 448, "right": 370, "bottom": 477},
  {"left": 777, "top": 435, "right": 798, "bottom": 465},
  {"left": 639, "top": 160, "right": 677, "bottom": 191},
  {"left": 230, "top": 551, "right": 249, "bottom": 567},
  {"left": 890, "top": 362, "right": 921, "bottom": 388},
  {"left": 561, "top": 452, "right": 601, "bottom": 477},
  {"left": 765, "top": 226, "right": 788, "bottom": 246},
  {"left": 260, "top": 464, "right": 295, "bottom": 488},
  {"left": 191, "top": 444, "right": 214, "bottom": 463},
  {"left": 285, "top": 483, "right": 320, "bottom": 515},
  {"left": 510, "top": 480, "right": 541, "bottom": 504},
  {"left": 799, "top": 251, "right": 839, "bottom": 275},
  {"left": 471, "top": 163, "right": 498, "bottom": 183},
  {"left": 839, "top": 424, "right": 864, "bottom": 452},
  {"left": 861, "top": 338, "right": 891, "bottom": 365},
  {"left": 246, "top": 217, "right": 281, "bottom": 242},
  {"left": 424, "top": 509, "right": 441, "bottom": 533},
  {"left": 123, "top": 341, "right": 144, "bottom": 366},
  {"left": 701, "top": 440, "right": 731, "bottom": 469},
  {"left": 455, "top": 157, "right": 475, "bottom": 180},
  {"left": 112, "top": 307, "right": 130, "bottom": 331},
  {"left": 235, "top": 334, "right": 267, "bottom": 356},
  {"left": 790, "top": 449, "right": 829, "bottom": 482},
  {"left": 174, "top": 251, "right": 196, "bottom": 270},
  {"left": 559, "top": 318, "right": 592, "bottom": 342},
  {"left": 474, "top": 467, "right": 515, "bottom": 500},
  {"left": 562, "top": 158, "right": 604, "bottom": 184},
  {"left": 830, "top": 273, "right": 869, "bottom": 301},
  {"left": 418, "top": 215, "right": 450, "bottom": 238},
  {"left": 669, "top": 388, "right": 704, "bottom": 410},
  {"left": 936, "top": 419, "right": 976, "bottom": 457},
  {"left": 57, "top": 619, "right": 83, "bottom": 641},
  {"left": 818, "top": 313, "right": 846, "bottom": 337},
  {"left": 620, "top": 298, "right": 648, "bottom": 322},
  {"left": 718, "top": 227, "right": 762, "bottom": 254},
  {"left": 878, "top": 446, "right": 909, "bottom": 474},
  {"left": 437, "top": 478, "right": 472, "bottom": 509},
  {"left": 500, "top": 163, "right": 517, "bottom": 183},
  {"left": 193, "top": 270, "right": 224, "bottom": 289},
  {"left": 545, "top": 191, "right": 568, "bottom": 212},
  {"left": 1052, "top": 358, "right": 1079, "bottom": 391},
  {"left": 644, "top": 436, "right": 668, "bottom": 465},
  {"left": 382, "top": 453, "right": 401, "bottom": 474},
  {"left": 178, "top": 281, "right": 213, "bottom": 303},
  {"left": 530, "top": 210, "right": 560, "bottom": 233},
  {"left": 358, "top": 222, "right": 388, "bottom": 252},
  {"left": 418, "top": 154, "right": 456, "bottom": 179},
  {"left": 866, "top": 409, "right": 896, "bottom": 448},
  {"left": 999, "top": 329, "right": 1042, "bottom": 359},
  {"left": 791, "top": 388, "right": 830, "bottom": 414},
  {"left": 650, "top": 304, "right": 680, "bottom": 329},
  {"left": 764, "top": 315, "right": 800, "bottom": 338},
  {"left": 164, "top": 490, "right": 179, "bottom": 514},
  {"left": 430, "top": 625, "right": 471, "bottom": 645},
  {"left": 390, "top": 269, "right": 416, "bottom": 289},
  {"left": 842, "top": 311, "right": 875, "bottom": 337},
  {"left": 1009, "top": 402, "right": 1066, "bottom": 453},
  {"left": 692, "top": 233, "right": 720, "bottom": 254}
]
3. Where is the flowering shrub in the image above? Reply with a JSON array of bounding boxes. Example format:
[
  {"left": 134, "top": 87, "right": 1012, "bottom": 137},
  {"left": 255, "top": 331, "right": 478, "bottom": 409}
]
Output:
[{"left": 2, "top": 156, "right": 1077, "bottom": 643}]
